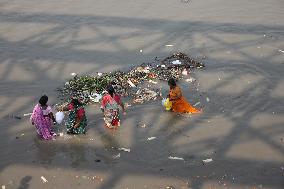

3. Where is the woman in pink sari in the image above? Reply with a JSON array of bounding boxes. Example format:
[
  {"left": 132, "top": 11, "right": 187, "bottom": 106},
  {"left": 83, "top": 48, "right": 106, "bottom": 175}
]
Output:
[
  {"left": 101, "top": 85, "right": 126, "bottom": 129},
  {"left": 30, "top": 95, "right": 56, "bottom": 140}
]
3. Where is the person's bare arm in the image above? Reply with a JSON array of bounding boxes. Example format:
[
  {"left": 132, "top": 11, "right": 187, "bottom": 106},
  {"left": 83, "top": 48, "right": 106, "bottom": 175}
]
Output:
[
  {"left": 73, "top": 117, "right": 82, "bottom": 128},
  {"left": 49, "top": 112, "right": 56, "bottom": 123}
]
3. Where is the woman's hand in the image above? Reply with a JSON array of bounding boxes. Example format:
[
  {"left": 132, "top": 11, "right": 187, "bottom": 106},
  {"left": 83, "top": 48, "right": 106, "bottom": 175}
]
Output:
[{"left": 73, "top": 123, "right": 80, "bottom": 129}]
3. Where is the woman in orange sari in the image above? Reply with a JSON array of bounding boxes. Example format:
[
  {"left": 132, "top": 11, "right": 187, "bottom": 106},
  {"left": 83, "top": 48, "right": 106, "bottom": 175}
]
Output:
[{"left": 168, "top": 78, "right": 201, "bottom": 113}]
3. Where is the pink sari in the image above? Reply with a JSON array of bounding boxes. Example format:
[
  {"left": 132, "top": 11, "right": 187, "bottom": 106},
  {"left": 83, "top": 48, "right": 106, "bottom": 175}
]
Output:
[
  {"left": 101, "top": 94, "right": 121, "bottom": 128},
  {"left": 30, "top": 104, "right": 55, "bottom": 140}
]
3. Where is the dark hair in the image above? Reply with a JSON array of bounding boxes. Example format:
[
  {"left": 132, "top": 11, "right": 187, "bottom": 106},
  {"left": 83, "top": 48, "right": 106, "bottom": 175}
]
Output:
[
  {"left": 168, "top": 78, "right": 176, "bottom": 87},
  {"left": 71, "top": 98, "right": 82, "bottom": 107},
  {"left": 39, "top": 95, "right": 48, "bottom": 106},
  {"left": 107, "top": 85, "right": 115, "bottom": 97}
]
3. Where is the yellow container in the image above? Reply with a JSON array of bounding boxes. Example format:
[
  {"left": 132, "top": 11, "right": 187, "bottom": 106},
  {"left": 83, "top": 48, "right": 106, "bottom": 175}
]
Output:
[{"left": 164, "top": 98, "right": 172, "bottom": 111}]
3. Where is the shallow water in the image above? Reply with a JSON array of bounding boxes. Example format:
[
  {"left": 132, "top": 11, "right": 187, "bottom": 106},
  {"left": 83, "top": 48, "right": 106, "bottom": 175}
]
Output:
[{"left": 0, "top": 0, "right": 284, "bottom": 188}]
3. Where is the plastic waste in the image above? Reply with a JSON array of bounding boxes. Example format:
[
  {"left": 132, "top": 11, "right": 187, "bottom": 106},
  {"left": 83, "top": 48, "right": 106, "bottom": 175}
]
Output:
[
  {"left": 202, "top": 158, "right": 213, "bottom": 163},
  {"left": 206, "top": 97, "right": 210, "bottom": 102},
  {"left": 90, "top": 93, "right": 102, "bottom": 103},
  {"left": 186, "top": 77, "right": 196, "bottom": 83},
  {"left": 168, "top": 156, "right": 184, "bottom": 160},
  {"left": 41, "top": 176, "right": 48, "bottom": 183},
  {"left": 193, "top": 102, "right": 200, "bottom": 106},
  {"left": 147, "top": 137, "right": 157, "bottom": 141},
  {"left": 163, "top": 98, "right": 172, "bottom": 111},
  {"left": 23, "top": 113, "right": 32, "bottom": 117},
  {"left": 172, "top": 60, "right": 182, "bottom": 65},
  {"left": 118, "top": 148, "right": 130, "bottom": 152},
  {"left": 55, "top": 112, "right": 64, "bottom": 124},
  {"left": 127, "top": 80, "right": 136, "bottom": 87}
]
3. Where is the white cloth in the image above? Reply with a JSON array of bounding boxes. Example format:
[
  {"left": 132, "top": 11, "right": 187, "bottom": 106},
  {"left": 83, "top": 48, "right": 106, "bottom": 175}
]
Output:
[{"left": 55, "top": 112, "right": 64, "bottom": 124}]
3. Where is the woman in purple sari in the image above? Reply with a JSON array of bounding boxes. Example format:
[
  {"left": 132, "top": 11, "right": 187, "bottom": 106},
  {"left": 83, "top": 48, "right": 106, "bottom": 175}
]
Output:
[{"left": 30, "top": 95, "right": 56, "bottom": 140}]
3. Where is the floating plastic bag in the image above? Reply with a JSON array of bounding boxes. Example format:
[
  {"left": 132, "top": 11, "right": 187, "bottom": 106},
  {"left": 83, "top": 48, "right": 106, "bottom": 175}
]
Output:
[
  {"left": 163, "top": 98, "right": 172, "bottom": 111},
  {"left": 55, "top": 112, "right": 64, "bottom": 124},
  {"left": 90, "top": 93, "right": 102, "bottom": 103}
]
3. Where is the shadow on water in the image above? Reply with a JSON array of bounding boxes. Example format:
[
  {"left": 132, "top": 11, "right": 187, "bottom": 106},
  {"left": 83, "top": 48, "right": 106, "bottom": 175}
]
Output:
[
  {"left": 16, "top": 176, "right": 32, "bottom": 189},
  {"left": 0, "top": 10, "right": 283, "bottom": 189}
]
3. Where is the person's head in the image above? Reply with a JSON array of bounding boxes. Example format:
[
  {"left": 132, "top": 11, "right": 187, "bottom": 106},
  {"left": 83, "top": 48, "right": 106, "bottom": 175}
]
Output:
[
  {"left": 106, "top": 85, "right": 115, "bottom": 97},
  {"left": 71, "top": 98, "right": 82, "bottom": 107},
  {"left": 39, "top": 95, "right": 48, "bottom": 106},
  {"left": 168, "top": 78, "right": 177, "bottom": 88}
]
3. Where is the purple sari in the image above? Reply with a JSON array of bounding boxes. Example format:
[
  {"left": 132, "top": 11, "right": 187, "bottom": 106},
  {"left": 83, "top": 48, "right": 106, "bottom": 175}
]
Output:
[{"left": 30, "top": 104, "right": 55, "bottom": 140}]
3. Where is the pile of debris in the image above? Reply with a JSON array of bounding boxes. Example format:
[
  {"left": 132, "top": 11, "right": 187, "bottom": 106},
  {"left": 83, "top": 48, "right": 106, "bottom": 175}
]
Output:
[
  {"left": 132, "top": 88, "right": 161, "bottom": 104},
  {"left": 57, "top": 52, "right": 204, "bottom": 104}
]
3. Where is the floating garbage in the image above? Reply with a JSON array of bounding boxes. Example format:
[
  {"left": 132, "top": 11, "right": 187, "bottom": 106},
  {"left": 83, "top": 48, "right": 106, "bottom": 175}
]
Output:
[
  {"left": 202, "top": 158, "right": 213, "bottom": 163},
  {"left": 41, "top": 176, "right": 48, "bottom": 183},
  {"left": 57, "top": 52, "right": 204, "bottom": 104},
  {"left": 133, "top": 88, "right": 160, "bottom": 104},
  {"left": 139, "top": 123, "right": 147, "bottom": 128},
  {"left": 58, "top": 133, "right": 64, "bottom": 137},
  {"left": 148, "top": 80, "right": 158, "bottom": 84},
  {"left": 172, "top": 60, "right": 182, "bottom": 65},
  {"left": 186, "top": 77, "right": 196, "bottom": 83},
  {"left": 206, "top": 97, "right": 210, "bottom": 102},
  {"left": 166, "top": 186, "right": 175, "bottom": 189},
  {"left": 140, "top": 49, "right": 143, "bottom": 53},
  {"left": 165, "top": 44, "right": 174, "bottom": 47},
  {"left": 118, "top": 148, "right": 131, "bottom": 152},
  {"left": 147, "top": 137, "right": 157, "bottom": 141},
  {"left": 23, "top": 113, "right": 32, "bottom": 117},
  {"left": 90, "top": 93, "right": 102, "bottom": 103},
  {"left": 279, "top": 49, "right": 284, "bottom": 53},
  {"left": 2, "top": 185, "right": 6, "bottom": 189},
  {"left": 127, "top": 80, "right": 136, "bottom": 88},
  {"left": 182, "top": 69, "right": 188, "bottom": 75},
  {"left": 193, "top": 102, "right": 200, "bottom": 106},
  {"left": 168, "top": 156, "right": 184, "bottom": 161}
]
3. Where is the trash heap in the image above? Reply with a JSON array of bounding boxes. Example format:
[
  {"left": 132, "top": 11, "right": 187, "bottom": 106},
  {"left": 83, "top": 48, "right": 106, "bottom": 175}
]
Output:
[{"left": 57, "top": 52, "right": 204, "bottom": 104}]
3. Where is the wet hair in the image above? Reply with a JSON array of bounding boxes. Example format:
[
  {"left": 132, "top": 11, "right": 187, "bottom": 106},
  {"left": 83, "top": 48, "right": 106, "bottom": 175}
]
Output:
[
  {"left": 168, "top": 78, "right": 177, "bottom": 87},
  {"left": 39, "top": 95, "right": 48, "bottom": 106},
  {"left": 106, "top": 85, "right": 115, "bottom": 97}
]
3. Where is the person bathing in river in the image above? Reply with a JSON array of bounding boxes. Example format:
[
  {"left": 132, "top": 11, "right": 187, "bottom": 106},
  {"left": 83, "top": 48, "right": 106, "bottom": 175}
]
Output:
[
  {"left": 59, "top": 97, "right": 87, "bottom": 134},
  {"left": 101, "top": 85, "right": 126, "bottom": 129},
  {"left": 168, "top": 78, "right": 201, "bottom": 113},
  {"left": 30, "top": 95, "right": 56, "bottom": 140}
]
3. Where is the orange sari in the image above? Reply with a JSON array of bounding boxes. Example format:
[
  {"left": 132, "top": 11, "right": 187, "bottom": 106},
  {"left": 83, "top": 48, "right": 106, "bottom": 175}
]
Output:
[{"left": 169, "top": 86, "right": 201, "bottom": 113}]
